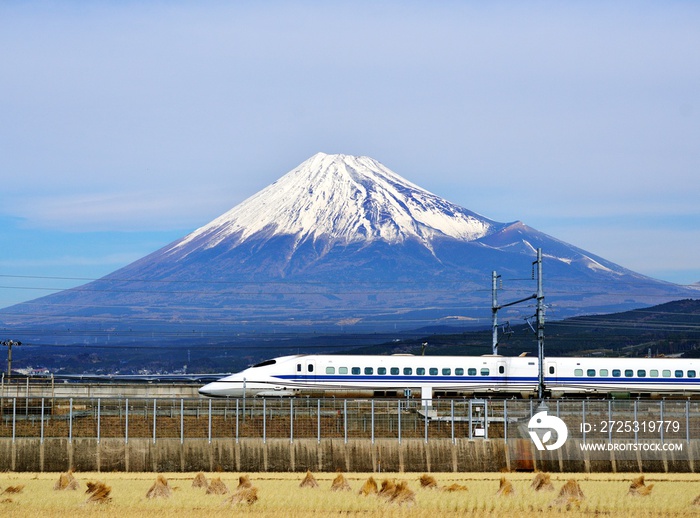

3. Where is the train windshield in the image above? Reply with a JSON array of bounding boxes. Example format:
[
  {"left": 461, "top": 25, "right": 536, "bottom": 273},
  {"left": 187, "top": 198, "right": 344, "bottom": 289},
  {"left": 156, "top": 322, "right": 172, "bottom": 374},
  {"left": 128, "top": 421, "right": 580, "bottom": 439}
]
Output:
[{"left": 252, "top": 359, "right": 277, "bottom": 368}]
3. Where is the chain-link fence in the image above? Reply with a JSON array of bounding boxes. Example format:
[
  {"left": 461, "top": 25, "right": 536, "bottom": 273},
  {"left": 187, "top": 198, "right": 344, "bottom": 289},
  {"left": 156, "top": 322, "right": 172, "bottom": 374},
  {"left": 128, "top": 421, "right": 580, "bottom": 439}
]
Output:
[{"left": 1, "top": 396, "right": 698, "bottom": 444}]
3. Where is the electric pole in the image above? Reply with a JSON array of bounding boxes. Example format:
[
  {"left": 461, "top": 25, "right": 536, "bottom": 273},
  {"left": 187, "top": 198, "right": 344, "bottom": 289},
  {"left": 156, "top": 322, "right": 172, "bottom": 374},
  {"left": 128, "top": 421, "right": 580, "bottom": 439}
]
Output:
[
  {"left": 534, "top": 248, "right": 545, "bottom": 400},
  {"left": 492, "top": 271, "right": 499, "bottom": 355},
  {"left": 1, "top": 340, "right": 21, "bottom": 378}
]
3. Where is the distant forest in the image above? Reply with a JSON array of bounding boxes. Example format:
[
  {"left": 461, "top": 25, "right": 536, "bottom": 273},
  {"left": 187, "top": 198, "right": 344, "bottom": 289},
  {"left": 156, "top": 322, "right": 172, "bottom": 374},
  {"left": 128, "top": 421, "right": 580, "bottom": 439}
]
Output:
[{"left": 8, "top": 299, "right": 700, "bottom": 376}]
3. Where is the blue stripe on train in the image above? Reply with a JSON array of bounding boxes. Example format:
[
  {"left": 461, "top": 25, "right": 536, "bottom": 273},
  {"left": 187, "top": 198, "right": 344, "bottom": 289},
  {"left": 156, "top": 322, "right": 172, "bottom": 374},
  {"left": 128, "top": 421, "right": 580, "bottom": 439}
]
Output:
[{"left": 277, "top": 374, "right": 700, "bottom": 386}]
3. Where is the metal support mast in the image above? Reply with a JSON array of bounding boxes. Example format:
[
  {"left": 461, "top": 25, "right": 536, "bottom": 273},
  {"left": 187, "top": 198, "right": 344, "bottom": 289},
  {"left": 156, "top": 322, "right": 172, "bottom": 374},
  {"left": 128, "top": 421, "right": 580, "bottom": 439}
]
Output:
[
  {"left": 534, "top": 248, "right": 545, "bottom": 400},
  {"left": 492, "top": 271, "right": 499, "bottom": 355},
  {"left": 1, "top": 340, "right": 21, "bottom": 379}
]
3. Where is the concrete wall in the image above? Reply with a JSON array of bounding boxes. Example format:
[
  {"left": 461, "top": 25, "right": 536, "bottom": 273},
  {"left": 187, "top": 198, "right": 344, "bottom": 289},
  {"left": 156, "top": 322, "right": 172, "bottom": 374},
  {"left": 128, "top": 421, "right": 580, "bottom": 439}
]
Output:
[
  {"left": 1, "top": 437, "right": 696, "bottom": 473},
  {"left": 1, "top": 382, "right": 201, "bottom": 399}
]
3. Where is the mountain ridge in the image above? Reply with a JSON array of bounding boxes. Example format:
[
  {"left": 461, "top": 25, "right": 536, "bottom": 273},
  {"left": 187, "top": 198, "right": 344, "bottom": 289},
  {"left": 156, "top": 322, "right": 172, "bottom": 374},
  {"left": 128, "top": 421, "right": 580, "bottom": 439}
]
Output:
[
  {"left": 168, "top": 152, "right": 503, "bottom": 260},
  {"left": 0, "top": 152, "right": 695, "bottom": 339}
]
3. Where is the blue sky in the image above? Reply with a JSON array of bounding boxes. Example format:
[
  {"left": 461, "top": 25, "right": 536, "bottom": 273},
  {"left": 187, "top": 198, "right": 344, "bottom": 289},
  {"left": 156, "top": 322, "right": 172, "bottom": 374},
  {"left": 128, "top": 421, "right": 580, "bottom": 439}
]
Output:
[{"left": 1, "top": 1, "right": 699, "bottom": 309}]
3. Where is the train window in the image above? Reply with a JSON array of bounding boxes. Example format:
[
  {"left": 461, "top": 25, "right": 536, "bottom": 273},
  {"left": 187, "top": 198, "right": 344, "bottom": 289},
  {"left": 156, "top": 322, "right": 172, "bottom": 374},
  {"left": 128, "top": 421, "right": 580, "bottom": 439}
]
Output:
[
  {"left": 637, "top": 370, "right": 646, "bottom": 378},
  {"left": 574, "top": 369, "right": 583, "bottom": 377},
  {"left": 468, "top": 368, "right": 476, "bottom": 376},
  {"left": 378, "top": 367, "right": 386, "bottom": 375},
  {"left": 308, "top": 364, "right": 314, "bottom": 373},
  {"left": 253, "top": 359, "right": 276, "bottom": 367},
  {"left": 429, "top": 368, "right": 438, "bottom": 375},
  {"left": 549, "top": 366, "right": 555, "bottom": 375},
  {"left": 339, "top": 367, "right": 348, "bottom": 374},
  {"left": 675, "top": 370, "right": 684, "bottom": 378},
  {"left": 351, "top": 367, "right": 361, "bottom": 375},
  {"left": 297, "top": 364, "right": 302, "bottom": 372},
  {"left": 326, "top": 367, "right": 335, "bottom": 374},
  {"left": 662, "top": 370, "right": 671, "bottom": 377},
  {"left": 480, "top": 368, "right": 490, "bottom": 376},
  {"left": 455, "top": 368, "right": 464, "bottom": 376},
  {"left": 416, "top": 368, "right": 425, "bottom": 375},
  {"left": 390, "top": 367, "right": 399, "bottom": 375},
  {"left": 365, "top": 367, "right": 373, "bottom": 375},
  {"left": 624, "top": 370, "right": 633, "bottom": 377},
  {"left": 689, "top": 370, "right": 697, "bottom": 378},
  {"left": 599, "top": 369, "right": 608, "bottom": 376},
  {"left": 498, "top": 365, "right": 505, "bottom": 374},
  {"left": 650, "top": 370, "right": 658, "bottom": 377},
  {"left": 404, "top": 367, "right": 413, "bottom": 375},
  {"left": 612, "top": 369, "right": 621, "bottom": 377},
  {"left": 587, "top": 369, "right": 596, "bottom": 377},
  {"left": 443, "top": 368, "right": 451, "bottom": 375}
]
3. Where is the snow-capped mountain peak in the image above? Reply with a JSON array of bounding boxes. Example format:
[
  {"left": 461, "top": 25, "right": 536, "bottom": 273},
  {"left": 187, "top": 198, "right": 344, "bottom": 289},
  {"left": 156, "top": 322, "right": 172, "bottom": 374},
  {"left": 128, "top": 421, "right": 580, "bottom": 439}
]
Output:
[{"left": 170, "top": 152, "right": 497, "bottom": 255}]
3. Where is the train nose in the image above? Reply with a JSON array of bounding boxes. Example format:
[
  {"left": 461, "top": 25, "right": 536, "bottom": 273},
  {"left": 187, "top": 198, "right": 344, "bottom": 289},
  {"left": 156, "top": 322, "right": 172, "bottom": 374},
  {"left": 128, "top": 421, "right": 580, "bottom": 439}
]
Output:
[{"left": 199, "top": 381, "right": 228, "bottom": 397}]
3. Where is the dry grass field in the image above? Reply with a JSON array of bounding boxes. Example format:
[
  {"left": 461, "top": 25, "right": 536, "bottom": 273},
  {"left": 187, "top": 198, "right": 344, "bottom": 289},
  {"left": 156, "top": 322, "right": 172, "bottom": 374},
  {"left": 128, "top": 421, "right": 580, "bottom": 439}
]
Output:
[{"left": 2, "top": 471, "right": 700, "bottom": 517}]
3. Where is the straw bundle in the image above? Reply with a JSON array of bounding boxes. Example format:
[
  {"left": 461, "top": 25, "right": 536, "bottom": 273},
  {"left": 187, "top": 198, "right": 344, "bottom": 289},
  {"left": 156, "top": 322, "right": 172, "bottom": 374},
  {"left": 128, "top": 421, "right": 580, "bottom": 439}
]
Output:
[
  {"left": 628, "top": 475, "right": 654, "bottom": 497},
  {"left": 358, "top": 477, "right": 378, "bottom": 496},
  {"left": 192, "top": 472, "right": 209, "bottom": 489},
  {"left": 205, "top": 477, "right": 230, "bottom": 495},
  {"left": 531, "top": 472, "right": 554, "bottom": 492},
  {"left": 550, "top": 479, "right": 585, "bottom": 509},
  {"left": 54, "top": 470, "right": 79, "bottom": 491},
  {"left": 85, "top": 482, "right": 112, "bottom": 504},
  {"left": 388, "top": 481, "right": 415, "bottom": 506},
  {"left": 237, "top": 474, "right": 253, "bottom": 490},
  {"left": 331, "top": 472, "right": 351, "bottom": 492},
  {"left": 419, "top": 474, "right": 438, "bottom": 489},
  {"left": 146, "top": 475, "right": 173, "bottom": 499},
  {"left": 299, "top": 470, "right": 319, "bottom": 488},
  {"left": 496, "top": 477, "right": 515, "bottom": 496},
  {"left": 226, "top": 486, "right": 258, "bottom": 505}
]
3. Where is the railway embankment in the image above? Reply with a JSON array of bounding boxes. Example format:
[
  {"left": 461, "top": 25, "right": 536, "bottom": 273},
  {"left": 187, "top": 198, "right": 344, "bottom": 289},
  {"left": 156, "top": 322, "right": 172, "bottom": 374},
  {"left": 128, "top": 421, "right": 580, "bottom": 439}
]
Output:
[{"left": 0, "top": 437, "right": 697, "bottom": 473}]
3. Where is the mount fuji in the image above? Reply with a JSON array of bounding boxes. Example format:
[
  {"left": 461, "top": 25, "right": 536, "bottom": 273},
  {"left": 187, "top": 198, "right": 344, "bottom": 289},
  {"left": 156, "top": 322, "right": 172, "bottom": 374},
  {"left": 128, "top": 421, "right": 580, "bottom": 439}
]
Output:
[{"left": 1, "top": 153, "right": 694, "bottom": 341}]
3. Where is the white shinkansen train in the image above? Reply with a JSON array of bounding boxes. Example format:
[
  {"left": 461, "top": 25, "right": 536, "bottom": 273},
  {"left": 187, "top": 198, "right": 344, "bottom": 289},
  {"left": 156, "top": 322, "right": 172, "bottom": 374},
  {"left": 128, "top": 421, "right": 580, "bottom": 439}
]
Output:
[{"left": 198, "top": 354, "right": 700, "bottom": 400}]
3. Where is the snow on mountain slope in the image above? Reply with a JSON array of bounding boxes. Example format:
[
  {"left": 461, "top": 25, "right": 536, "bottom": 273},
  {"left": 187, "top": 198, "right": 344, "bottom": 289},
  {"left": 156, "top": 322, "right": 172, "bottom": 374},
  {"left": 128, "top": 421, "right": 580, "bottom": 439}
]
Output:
[{"left": 169, "top": 153, "right": 500, "bottom": 257}]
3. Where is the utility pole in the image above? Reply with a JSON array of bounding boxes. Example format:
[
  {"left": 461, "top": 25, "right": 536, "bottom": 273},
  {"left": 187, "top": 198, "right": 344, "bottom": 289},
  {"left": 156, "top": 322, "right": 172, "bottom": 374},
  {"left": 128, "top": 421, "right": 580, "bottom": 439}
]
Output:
[
  {"left": 534, "top": 248, "right": 545, "bottom": 400},
  {"left": 489, "top": 249, "right": 546, "bottom": 397},
  {"left": 492, "top": 271, "right": 499, "bottom": 354},
  {"left": 1, "top": 340, "right": 21, "bottom": 379}
]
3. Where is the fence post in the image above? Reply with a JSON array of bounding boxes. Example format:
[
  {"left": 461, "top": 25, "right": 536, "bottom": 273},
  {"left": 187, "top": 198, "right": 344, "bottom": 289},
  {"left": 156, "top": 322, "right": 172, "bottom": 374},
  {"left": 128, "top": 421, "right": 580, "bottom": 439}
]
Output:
[
  {"left": 582, "top": 399, "right": 586, "bottom": 444},
  {"left": 451, "top": 399, "right": 455, "bottom": 444},
  {"left": 290, "top": 398, "right": 294, "bottom": 444},
  {"left": 235, "top": 399, "right": 239, "bottom": 444},
  {"left": 180, "top": 399, "right": 184, "bottom": 445},
  {"left": 208, "top": 398, "right": 212, "bottom": 444},
  {"left": 608, "top": 400, "right": 612, "bottom": 443},
  {"left": 503, "top": 400, "right": 507, "bottom": 443},
  {"left": 660, "top": 399, "right": 665, "bottom": 444},
  {"left": 40, "top": 397, "right": 45, "bottom": 444},
  {"left": 125, "top": 398, "right": 129, "bottom": 445},
  {"left": 424, "top": 399, "right": 428, "bottom": 444},
  {"left": 69, "top": 397, "right": 73, "bottom": 443},
  {"left": 686, "top": 400, "right": 691, "bottom": 444},
  {"left": 468, "top": 400, "right": 473, "bottom": 440},
  {"left": 12, "top": 397, "right": 16, "bottom": 443},
  {"left": 398, "top": 399, "right": 402, "bottom": 444},
  {"left": 317, "top": 399, "right": 321, "bottom": 444},
  {"left": 153, "top": 398, "right": 157, "bottom": 445},
  {"left": 97, "top": 398, "right": 101, "bottom": 444},
  {"left": 634, "top": 399, "right": 638, "bottom": 443},
  {"left": 263, "top": 398, "right": 267, "bottom": 444},
  {"left": 484, "top": 399, "right": 489, "bottom": 440},
  {"left": 343, "top": 399, "right": 347, "bottom": 444},
  {"left": 371, "top": 400, "right": 375, "bottom": 444}
]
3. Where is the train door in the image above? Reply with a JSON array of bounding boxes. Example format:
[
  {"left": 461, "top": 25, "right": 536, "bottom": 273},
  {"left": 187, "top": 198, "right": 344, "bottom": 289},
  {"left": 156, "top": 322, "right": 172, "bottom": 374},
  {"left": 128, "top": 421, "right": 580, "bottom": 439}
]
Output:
[
  {"left": 546, "top": 361, "right": 557, "bottom": 384},
  {"left": 305, "top": 359, "right": 316, "bottom": 382},
  {"left": 497, "top": 360, "right": 507, "bottom": 389}
]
